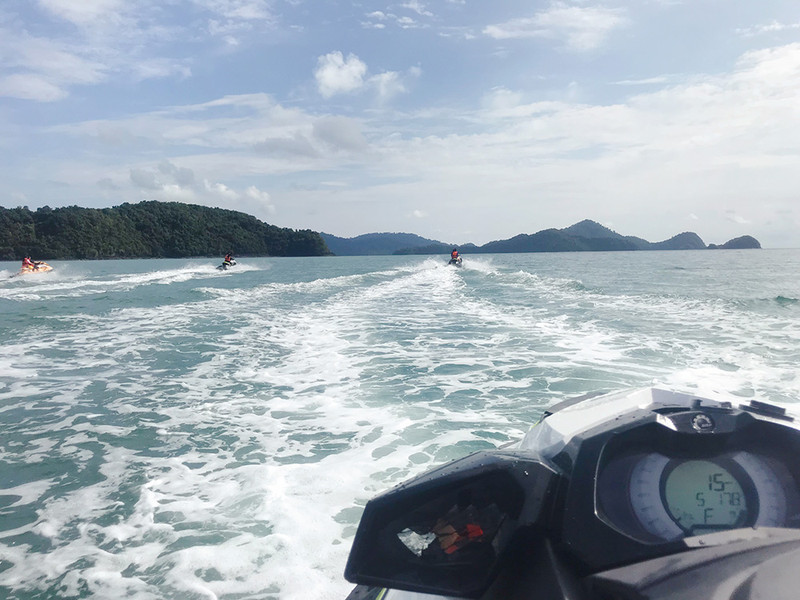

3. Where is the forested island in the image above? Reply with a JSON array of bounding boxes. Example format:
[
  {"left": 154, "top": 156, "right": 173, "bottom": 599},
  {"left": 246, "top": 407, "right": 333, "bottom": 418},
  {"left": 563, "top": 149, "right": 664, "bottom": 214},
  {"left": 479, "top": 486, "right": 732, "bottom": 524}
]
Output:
[
  {"left": 323, "top": 220, "right": 761, "bottom": 256},
  {"left": 0, "top": 202, "right": 330, "bottom": 260},
  {"left": 0, "top": 201, "right": 761, "bottom": 261}
]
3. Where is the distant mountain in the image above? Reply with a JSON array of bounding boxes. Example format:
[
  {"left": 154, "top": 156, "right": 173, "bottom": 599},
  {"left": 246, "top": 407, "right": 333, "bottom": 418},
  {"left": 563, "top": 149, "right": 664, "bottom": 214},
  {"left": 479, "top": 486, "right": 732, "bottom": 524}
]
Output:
[
  {"left": 320, "top": 232, "right": 446, "bottom": 256},
  {"left": 323, "top": 220, "right": 760, "bottom": 256},
  {"left": 708, "top": 235, "right": 761, "bottom": 250},
  {"left": 414, "top": 220, "right": 719, "bottom": 254},
  {"left": 395, "top": 242, "right": 481, "bottom": 255},
  {"left": 649, "top": 231, "right": 707, "bottom": 250},
  {"left": 483, "top": 220, "right": 706, "bottom": 253},
  {"left": 1, "top": 204, "right": 761, "bottom": 260}
]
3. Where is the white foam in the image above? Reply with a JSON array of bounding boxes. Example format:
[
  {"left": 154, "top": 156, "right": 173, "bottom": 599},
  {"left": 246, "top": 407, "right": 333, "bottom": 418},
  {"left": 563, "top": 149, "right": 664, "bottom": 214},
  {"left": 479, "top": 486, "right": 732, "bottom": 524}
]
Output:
[{"left": 2, "top": 253, "right": 799, "bottom": 598}]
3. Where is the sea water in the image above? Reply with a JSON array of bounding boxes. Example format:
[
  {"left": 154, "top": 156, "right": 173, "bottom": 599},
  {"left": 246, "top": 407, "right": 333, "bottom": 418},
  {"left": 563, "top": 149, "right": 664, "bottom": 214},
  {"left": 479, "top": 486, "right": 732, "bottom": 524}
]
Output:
[{"left": 1, "top": 250, "right": 799, "bottom": 599}]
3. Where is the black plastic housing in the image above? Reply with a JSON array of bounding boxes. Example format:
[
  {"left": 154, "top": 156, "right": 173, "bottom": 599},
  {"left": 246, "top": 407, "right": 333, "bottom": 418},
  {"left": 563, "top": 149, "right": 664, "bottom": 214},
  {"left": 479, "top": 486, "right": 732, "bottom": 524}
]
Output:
[{"left": 344, "top": 450, "right": 558, "bottom": 598}]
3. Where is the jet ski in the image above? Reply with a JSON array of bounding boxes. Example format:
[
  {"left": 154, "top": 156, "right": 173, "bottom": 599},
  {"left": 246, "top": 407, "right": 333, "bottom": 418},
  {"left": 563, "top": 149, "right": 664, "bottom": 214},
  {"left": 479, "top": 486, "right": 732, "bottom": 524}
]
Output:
[
  {"left": 344, "top": 388, "right": 800, "bottom": 599},
  {"left": 447, "top": 257, "right": 463, "bottom": 267},
  {"left": 14, "top": 262, "right": 53, "bottom": 276},
  {"left": 217, "top": 259, "right": 237, "bottom": 271}
]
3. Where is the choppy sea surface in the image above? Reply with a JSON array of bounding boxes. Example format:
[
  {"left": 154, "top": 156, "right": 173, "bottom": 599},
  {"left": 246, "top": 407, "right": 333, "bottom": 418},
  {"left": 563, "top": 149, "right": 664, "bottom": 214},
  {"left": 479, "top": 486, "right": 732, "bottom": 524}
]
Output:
[{"left": 1, "top": 250, "right": 800, "bottom": 599}]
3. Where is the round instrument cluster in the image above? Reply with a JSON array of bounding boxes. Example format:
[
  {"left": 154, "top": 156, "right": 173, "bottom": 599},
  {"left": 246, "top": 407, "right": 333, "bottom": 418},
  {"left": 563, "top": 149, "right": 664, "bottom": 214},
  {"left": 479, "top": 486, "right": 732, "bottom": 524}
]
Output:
[{"left": 598, "top": 450, "right": 794, "bottom": 542}]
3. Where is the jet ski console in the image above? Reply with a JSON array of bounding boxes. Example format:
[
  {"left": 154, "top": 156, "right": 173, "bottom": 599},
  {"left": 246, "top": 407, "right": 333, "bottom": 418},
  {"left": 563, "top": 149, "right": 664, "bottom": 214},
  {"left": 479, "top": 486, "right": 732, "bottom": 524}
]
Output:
[{"left": 344, "top": 388, "right": 800, "bottom": 599}]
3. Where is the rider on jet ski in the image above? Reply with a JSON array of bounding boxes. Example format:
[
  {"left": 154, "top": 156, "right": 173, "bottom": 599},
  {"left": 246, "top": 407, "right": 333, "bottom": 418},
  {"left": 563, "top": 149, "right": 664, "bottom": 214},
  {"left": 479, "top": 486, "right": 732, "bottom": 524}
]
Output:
[{"left": 22, "top": 256, "right": 42, "bottom": 270}]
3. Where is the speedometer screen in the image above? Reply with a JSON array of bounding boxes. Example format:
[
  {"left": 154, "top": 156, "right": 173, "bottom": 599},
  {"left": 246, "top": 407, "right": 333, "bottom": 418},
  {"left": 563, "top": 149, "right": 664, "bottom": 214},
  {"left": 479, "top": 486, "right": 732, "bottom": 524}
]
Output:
[
  {"left": 663, "top": 460, "right": 747, "bottom": 532},
  {"left": 618, "top": 451, "right": 790, "bottom": 541}
]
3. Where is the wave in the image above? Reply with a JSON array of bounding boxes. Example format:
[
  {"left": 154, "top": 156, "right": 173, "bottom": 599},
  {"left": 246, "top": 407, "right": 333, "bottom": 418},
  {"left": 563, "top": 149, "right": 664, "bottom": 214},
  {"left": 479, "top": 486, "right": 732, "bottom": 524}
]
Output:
[
  {"left": 775, "top": 295, "right": 799, "bottom": 306},
  {"left": 3, "top": 253, "right": 800, "bottom": 599},
  {"left": 0, "top": 262, "right": 266, "bottom": 301}
]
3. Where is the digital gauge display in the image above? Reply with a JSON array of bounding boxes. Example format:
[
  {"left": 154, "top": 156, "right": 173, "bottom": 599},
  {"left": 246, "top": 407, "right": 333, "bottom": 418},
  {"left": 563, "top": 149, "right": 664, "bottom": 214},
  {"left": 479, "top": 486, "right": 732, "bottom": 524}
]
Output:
[
  {"left": 663, "top": 460, "right": 747, "bottom": 532},
  {"left": 626, "top": 451, "right": 788, "bottom": 541}
]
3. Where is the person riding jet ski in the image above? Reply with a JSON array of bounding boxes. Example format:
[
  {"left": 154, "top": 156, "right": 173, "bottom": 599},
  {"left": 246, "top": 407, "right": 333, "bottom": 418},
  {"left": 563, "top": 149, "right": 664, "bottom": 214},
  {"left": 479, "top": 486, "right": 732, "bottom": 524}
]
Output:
[
  {"left": 21, "top": 256, "right": 45, "bottom": 270},
  {"left": 448, "top": 248, "right": 462, "bottom": 267},
  {"left": 218, "top": 252, "right": 236, "bottom": 270}
]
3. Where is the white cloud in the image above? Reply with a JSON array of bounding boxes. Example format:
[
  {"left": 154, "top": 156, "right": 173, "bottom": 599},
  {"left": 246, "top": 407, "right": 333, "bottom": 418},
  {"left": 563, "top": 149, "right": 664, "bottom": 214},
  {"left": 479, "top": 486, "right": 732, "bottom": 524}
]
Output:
[
  {"left": 128, "top": 159, "right": 275, "bottom": 215},
  {"left": 130, "top": 168, "right": 161, "bottom": 190},
  {"left": 200, "top": 0, "right": 276, "bottom": 44},
  {"left": 726, "top": 211, "right": 751, "bottom": 225},
  {"left": 244, "top": 185, "right": 276, "bottom": 214},
  {"left": 314, "top": 52, "right": 413, "bottom": 101},
  {"left": 315, "top": 51, "right": 368, "bottom": 98},
  {"left": 0, "top": 19, "right": 114, "bottom": 101},
  {"left": 371, "top": 71, "right": 406, "bottom": 100},
  {"left": 0, "top": 31, "right": 108, "bottom": 87},
  {"left": 253, "top": 133, "right": 319, "bottom": 158},
  {"left": 132, "top": 59, "right": 192, "bottom": 82},
  {"left": 197, "top": 0, "right": 274, "bottom": 21},
  {"left": 614, "top": 76, "right": 671, "bottom": 86},
  {"left": 37, "top": 0, "right": 126, "bottom": 28},
  {"left": 312, "top": 117, "right": 368, "bottom": 152},
  {"left": 483, "top": 87, "right": 524, "bottom": 112},
  {"left": 131, "top": 161, "right": 197, "bottom": 192},
  {"left": 484, "top": 3, "right": 628, "bottom": 51},
  {"left": 204, "top": 179, "right": 239, "bottom": 201},
  {"left": 396, "top": 16, "right": 418, "bottom": 29},
  {"left": 157, "top": 183, "right": 196, "bottom": 202},
  {"left": 402, "top": 1, "right": 433, "bottom": 18},
  {"left": 736, "top": 20, "right": 800, "bottom": 38},
  {"left": 0, "top": 0, "right": 279, "bottom": 104},
  {"left": 0, "top": 74, "right": 68, "bottom": 102},
  {"left": 159, "top": 160, "right": 196, "bottom": 186},
  {"left": 361, "top": 9, "right": 427, "bottom": 30}
]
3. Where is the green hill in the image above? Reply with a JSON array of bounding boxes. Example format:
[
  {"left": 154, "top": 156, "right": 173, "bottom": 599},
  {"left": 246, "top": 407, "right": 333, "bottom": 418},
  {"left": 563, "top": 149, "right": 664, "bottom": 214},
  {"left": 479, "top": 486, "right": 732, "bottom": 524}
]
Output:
[
  {"left": 392, "top": 220, "right": 743, "bottom": 255},
  {"left": 0, "top": 201, "right": 330, "bottom": 260},
  {"left": 320, "top": 232, "right": 444, "bottom": 256},
  {"left": 477, "top": 220, "right": 707, "bottom": 253},
  {"left": 708, "top": 235, "right": 761, "bottom": 249},
  {"left": 323, "top": 220, "right": 759, "bottom": 256}
]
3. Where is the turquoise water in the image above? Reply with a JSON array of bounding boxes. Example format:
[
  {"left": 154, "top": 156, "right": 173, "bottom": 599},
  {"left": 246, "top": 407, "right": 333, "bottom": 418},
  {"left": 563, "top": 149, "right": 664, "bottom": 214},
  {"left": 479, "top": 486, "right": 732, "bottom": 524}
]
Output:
[{"left": 1, "top": 251, "right": 800, "bottom": 599}]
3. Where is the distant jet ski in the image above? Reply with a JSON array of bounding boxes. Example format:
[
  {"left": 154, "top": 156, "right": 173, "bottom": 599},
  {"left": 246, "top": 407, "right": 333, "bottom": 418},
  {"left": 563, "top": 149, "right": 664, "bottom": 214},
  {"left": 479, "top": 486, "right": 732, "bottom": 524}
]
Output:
[
  {"left": 217, "top": 259, "right": 237, "bottom": 271},
  {"left": 344, "top": 388, "right": 800, "bottom": 600},
  {"left": 14, "top": 262, "right": 53, "bottom": 277},
  {"left": 447, "top": 249, "right": 462, "bottom": 267}
]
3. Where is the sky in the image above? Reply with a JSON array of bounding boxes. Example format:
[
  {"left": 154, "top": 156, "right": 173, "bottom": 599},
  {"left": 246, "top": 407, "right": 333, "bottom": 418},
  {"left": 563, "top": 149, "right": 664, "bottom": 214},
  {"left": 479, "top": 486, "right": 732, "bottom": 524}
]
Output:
[{"left": 2, "top": 1, "right": 800, "bottom": 248}]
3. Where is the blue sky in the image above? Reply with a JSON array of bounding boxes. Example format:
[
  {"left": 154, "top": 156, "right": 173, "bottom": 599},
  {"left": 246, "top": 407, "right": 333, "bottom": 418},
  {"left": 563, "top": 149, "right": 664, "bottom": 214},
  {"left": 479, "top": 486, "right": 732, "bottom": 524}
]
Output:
[{"left": 3, "top": 1, "right": 800, "bottom": 247}]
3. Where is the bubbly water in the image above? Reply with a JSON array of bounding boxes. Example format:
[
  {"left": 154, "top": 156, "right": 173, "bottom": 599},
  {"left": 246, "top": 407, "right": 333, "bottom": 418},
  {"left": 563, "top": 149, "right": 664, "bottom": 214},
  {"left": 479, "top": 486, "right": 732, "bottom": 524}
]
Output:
[{"left": 1, "top": 251, "right": 799, "bottom": 599}]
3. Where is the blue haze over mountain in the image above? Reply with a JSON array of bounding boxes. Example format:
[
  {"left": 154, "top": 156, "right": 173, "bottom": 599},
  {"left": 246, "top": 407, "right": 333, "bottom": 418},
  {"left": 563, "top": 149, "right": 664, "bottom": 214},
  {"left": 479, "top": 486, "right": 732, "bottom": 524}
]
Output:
[{"left": 322, "top": 220, "right": 761, "bottom": 256}]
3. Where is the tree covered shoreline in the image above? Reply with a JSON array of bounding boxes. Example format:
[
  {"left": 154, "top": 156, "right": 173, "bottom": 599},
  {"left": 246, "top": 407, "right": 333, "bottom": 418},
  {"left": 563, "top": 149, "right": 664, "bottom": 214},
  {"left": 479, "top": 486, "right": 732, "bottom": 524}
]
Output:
[{"left": 0, "top": 201, "right": 330, "bottom": 260}]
